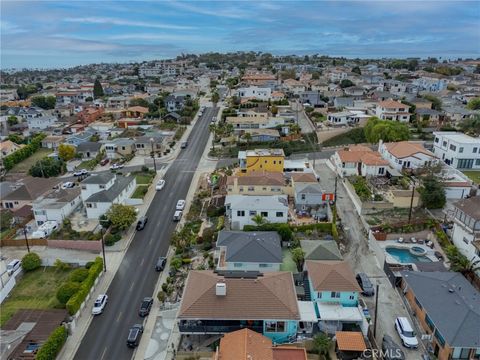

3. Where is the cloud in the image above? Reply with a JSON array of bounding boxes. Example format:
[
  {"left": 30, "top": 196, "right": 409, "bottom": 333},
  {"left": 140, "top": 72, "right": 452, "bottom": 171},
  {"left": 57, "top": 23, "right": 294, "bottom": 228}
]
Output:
[
  {"left": 107, "top": 33, "right": 213, "bottom": 43},
  {"left": 64, "top": 16, "right": 195, "bottom": 30},
  {"left": 0, "top": 20, "right": 26, "bottom": 34},
  {"left": 167, "top": 1, "right": 251, "bottom": 19}
]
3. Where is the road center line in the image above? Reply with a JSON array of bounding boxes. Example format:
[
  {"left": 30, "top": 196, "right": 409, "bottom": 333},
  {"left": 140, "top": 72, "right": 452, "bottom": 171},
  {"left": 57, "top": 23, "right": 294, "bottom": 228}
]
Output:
[
  {"left": 116, "top": 311, "right": 122, "bottom": 323},
  {"left": 100, "top": 347, "right": 108, "bottom": 360}
]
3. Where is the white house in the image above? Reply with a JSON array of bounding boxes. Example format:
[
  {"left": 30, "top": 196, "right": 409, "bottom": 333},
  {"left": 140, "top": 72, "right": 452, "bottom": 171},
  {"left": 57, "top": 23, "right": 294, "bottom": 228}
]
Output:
[
  {"left": 235, "top": 86, "right": 272, "bottom": 100},
  {"left": 412, "top": 76, "right": 447, "bottom": 92},
  {"left": 327, "top": 111, "right": 368, "bottom": 126},
  {"left": 27, "top": 116, "right": 58, "bottom": 130},
  {"left": 226, "top": 116, "right": 291, "bottom": 133},
  {"left": 375, "top": 100, "right": 411, "bottom": 122},
  {"left": 331, "top": 145, "right": 389, "bottom": 177},
  {"left": 32, "top": 188, "right": 82, "bottom": 226},
  {"left": 80, "top": 173, "right": 136, "bottom": 219},
  {"left": 432, "top": 132, "right": 480, "bottom": 170},
  {"left": 379, "top": 140, "right": 438, "bottom": 171},
  {"left": 450, "top": 196, "right": 480, "bottom": 275},
  {"left": 225, "top": 195, "right": 288, "bottom": 230}
]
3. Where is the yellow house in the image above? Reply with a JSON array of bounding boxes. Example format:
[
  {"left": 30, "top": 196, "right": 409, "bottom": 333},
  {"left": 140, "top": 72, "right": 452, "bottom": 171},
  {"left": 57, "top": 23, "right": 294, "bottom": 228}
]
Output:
[{"left": 239, "top": 149, "right": 285, "bottom": 174}]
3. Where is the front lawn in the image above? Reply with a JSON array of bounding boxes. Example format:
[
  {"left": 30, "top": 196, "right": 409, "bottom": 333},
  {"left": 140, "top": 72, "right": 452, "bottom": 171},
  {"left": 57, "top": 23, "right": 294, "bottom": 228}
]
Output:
[
  {"left": 0, "top": 267, "right": 73, "bottom": 326},
  {"left": 77, "top": 159, "right": 98, "bottom": 170},
  {"left": 135, "top": 172, "right": 155, "bottom": 185},
  {"left": 463, "top": 171, "right": 480, "bottom": 185},
  {"left": 131, "top": 185, "right": 149, "bottom": 199},
  {"left": 10, "top": 148, "right": 53, "bottom": 173}
]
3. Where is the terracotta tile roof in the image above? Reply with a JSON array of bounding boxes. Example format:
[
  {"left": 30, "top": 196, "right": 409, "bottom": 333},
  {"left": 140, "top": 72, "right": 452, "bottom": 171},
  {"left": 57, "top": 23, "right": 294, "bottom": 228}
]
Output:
[
  {"left": 348, "top": 145, "right": 371, "bottom": 152},
  {"left": 217, "top": 328, "right": 273, "bottom": 360},
  {"left": 272, "top": 347, "right": 308, "bottom": 360},
  {"left": 361, "top": 152, "right": 389, "bottom": 166},
  {"left": 335, "top": 331, "right": 367, "bottom": 352},
  {"left": 306, "top": 260, "right": 362, "bottom": 292},
  {"left": 384, "top": 141, "right": 434, "bottom": 159},
  {"left": 337, "top": 146, "right": 388, "bottom": 166},
  {"left": 378, "top": 100, "right": 409, "bottom": 109},
  {"left": 179, "top": 271, "right": 300, "bottom": 320},
  {"left": 227, "top": 172, "right": 285, "bottom": 187},
  {"left": 291, "top": 173, "right": 317, "bottom": 183},
  {"left": 127, "top": 106, "right": 149, "bottom": 113},
  {"left": 243, "top": 74, "right": 276, "bottom": 81}
]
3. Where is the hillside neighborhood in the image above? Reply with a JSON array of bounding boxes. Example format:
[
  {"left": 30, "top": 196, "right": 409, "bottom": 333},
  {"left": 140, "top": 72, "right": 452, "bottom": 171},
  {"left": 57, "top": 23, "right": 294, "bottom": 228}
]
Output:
[{"left": 1, "top": 53, "right": 479, "bottom": 360}]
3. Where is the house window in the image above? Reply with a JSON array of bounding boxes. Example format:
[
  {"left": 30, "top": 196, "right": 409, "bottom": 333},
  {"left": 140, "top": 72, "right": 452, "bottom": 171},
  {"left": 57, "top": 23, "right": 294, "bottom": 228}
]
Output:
[
  {"left": 14, "top": 201, "right": 18, "bottom": 204},
  {"left": 276, "top": 212, "right": 283, "bottom": 217},
  {"left": 239, "top": 187, "right": 244, "bottom": 192},
  {"left": 237, "top": 211, "right": 245, "bottom": 217},
  {"left": 463, "top": 237, "right": 469, "bottom": 245},
  {"left": 248, "top": 187, "right": 254, "bottom": 192},
  {"left": 99, "top": 185, "right": 105, "bottom": 189},
  {"left": 265, "top": 321, "right": 286, "bottom": 333},
  {"left": 249, "top": 210, "right": 257, "bottom": 216},
  {"left": 262, "top": 187, "right": 267, "bottom": 191},
  {"left": 378, "top": 167, "right": 385, "bottom": 175},
  {"left": 86, "top": 203, "right": 92, "bottom": 208},
  {"left": 476, "top": 159, "right": 480, "bottom": 166},
  {"left": 442, "top": 141, "right": 447, "bottom": 147},
  {"left": 450, "top": 144, "right": 457, "bottom": 151},
  {"left": 330, "top": 291, "right": 341, "bottom": 298},
  {"left": 434, "top": 137, "right": 439, "bottom": 143},
  {"left": 459, "top": 147, "right": 464, "bottom": 153},
  {"left": 349, "top": 295, "right": 354, "bottom": 300},
  {"left": 301, "top": 194, "right": 306, "bottom": 200},
  {"left": 259, "top": 264, "right": 268, "bottom": 268},
  {"left": 273, "top": 161, "right": 276, "bottom": 164},
  {"left": 473, "top": 147, "right": 478, "bottom": 153},
  {"left": 234, "top": 263, "right": 242, "bottom": 268},
  {"left": 434, "top": 329, "right": 445, "bottom": 347},
  {"left": 261, "top": 211, "right": 268, "bottom": 217}
]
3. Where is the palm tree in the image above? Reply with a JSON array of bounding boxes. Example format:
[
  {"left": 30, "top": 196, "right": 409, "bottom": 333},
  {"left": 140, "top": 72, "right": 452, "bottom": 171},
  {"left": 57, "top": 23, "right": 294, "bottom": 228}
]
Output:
[
  {"left": 446, "top": 245, "right": 480, "bottom": 282},
  {"left": 251, "top": 214, "right": 266, "bottom": 226},
  {"left": 291, "top": 247, "right": 305, "bottom": 272},
  {"left": 290, "top": 124, "right": 301, "bottom": 135},
  {"left": 209, "top": 123, "right": 217, "bottom": 150},
  {"left": 242, "top": 132, "right": 252, "bottom": 147}
]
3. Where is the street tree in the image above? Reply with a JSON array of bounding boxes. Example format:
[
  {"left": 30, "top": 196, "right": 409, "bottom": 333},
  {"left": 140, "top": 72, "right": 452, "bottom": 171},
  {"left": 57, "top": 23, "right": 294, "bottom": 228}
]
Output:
[
  {"left": 291, "top": 247, "right": 305, "bottom": 272},
  {"left": 106, "top": 204, "right": 137, "bottom": 231},
  {"left": 419, "top": 177, "right": 446, "bottom": 209},
  {"left": 93, "top": 79, "right": 104, "bottom": 99},
  {"left": 29, "top": 158, "right": 65, "bottom": 178},
  {"left": 211, "top": 91, "right": 220, "bottom": 104},
  {"left": 364, "top": 117, "right": 409, "bottom": 143},
  {"left": 58, "top": 144, "right": 76, "bottom": 162}
]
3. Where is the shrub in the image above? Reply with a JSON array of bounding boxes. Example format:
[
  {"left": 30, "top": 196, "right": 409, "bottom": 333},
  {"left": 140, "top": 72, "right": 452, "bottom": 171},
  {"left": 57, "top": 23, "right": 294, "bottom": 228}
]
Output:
[
  {"left": 69, "top": 268, "right": 89, "bottom": 283},
  {"left": 243, "top": 223, "right": 293, "bottom": 242},
  {"left": 157, "top": 291, "right": 166, "bottom": 302},
  {"left": 162, "top": 283, "right": 168, "bottom": 292},
  {"left": 182, "top": 258, "right": 192, "bottom": 264},
  {"left": 85, "top": 261, "right": 94, "bottom": 269},
  {"left": 21, "top": 252, "right": 41, "bottom": 271},
  {"left": 54, "top": 259, "right": 71, "bottom": 271},
  {"left": 56, "top": 281, "right": 81, "bottom": 304},
  {"left": 170, "top": 257, "right": 182, "bottom": 270},
  {"left": 36, "top": 326, "right": 68, "bottom": 360}
]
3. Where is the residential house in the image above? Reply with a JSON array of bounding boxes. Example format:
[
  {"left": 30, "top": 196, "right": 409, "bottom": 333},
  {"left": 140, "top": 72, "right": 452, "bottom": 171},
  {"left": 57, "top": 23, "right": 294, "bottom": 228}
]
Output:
[
  {"left": 412, "top": 76, "right": 448, "bottom": 92},
  {"left": 134, "top": 135, "right": 167, "bottom": 155},
  {"left": 450, "top": 196, "right": 480, "bottom": 274},
  {"left": 56, "top": 89, "right": 93, "bottom": 105},
  {"left": 383, "top": 80, "right": 407, "bottom": 95},
  {"left": 331, "top": 145, "right": 389, "bottom": 177},
  {"left": 293, "top": 182, "right": 325, "bottom": 211},
  {"left": 379, "top": 140, "right": 438, "bottom": 171},
  {"left": 80, "top": 173, "right": 136, "bottom": 219},
  {"left": 238, "top": 149, "right": 285, "bottom": 174},
  {"left": 432, "top": 132, "right": 480, "bottom": 169},
  {"left": 77, "top": 107, "right": 104, "bottom": 125},
  {"left": 283, "top": 79, "right": 306, "bottom": 95},
  {"left": 400, "top": 271, "right": 480, "bottom": 360},
  {"left": 333, "top": 97, "right": 355, "bottom": 109},
  {"left": 240, "top": 129, "right": 280, "bottom": 143},
  {"left": 335, "top": 331, "right": 368, "bottom": 360},
  {"left": 299, "top": 91, "right": 326, "bottom": 107},
  {"left": 106, "top": 96, "right": 129, "bottom": 109},
  {"left": 0, "top": 140, "right": 23, "bottom": 157},
  {"left": 326, "top": 111, "right": 369, "bottom": 126},
  {"left": 301, "top": 240, "right": 343, "bottom": 261},
  {"left": 226, "top": 172, "right": 288, "bottom": 196},
  {"left": 65, "top": 129, "right": 96, "bottom": 147},
  {"left": 225, "top": 195, "right": 288, "bottom": 230},
  {"left": 163, "top": 112, "right": 182, "bottom": 123},
  {"left": 27, "top": 115, "right": 58, "bottom": 130},
  {"left": 410, "top": 98, "right": 433, "bottom": 109},
  {"left": 122, "top": 106, "right": 149, "bottom": 118},
  {"left": 305, "top": 260, "right": 366, "bottom": 335},
  {"left": 375, "top": 100, "right": 411, "bottom": 122},
  {"left": 235, "top": 86, "right": 272, "bottom": 100},
  {"left": 344, "top": 86, "right": 365, "bottom": 97},
  {"left": 164, "top": 95, "right": 185, "bottom": 112},
  {"left": 216, "top": 231, "right": 282, "bottom": 272},
  {"left": 76, "top": 142, "right": 103, "bottom": 159},
  {"left": 104, "top": 138, "right": 135, "bottom": 159},
  {"left": 177, "top": 271, "right": 300, "bottom": 343},
  {"left": 443, "top": 106, "right": 478, "bottom": 124},
  {"left": 32, "top": 188, "right": 82, "bottom": 226},
  {"left": 242, "top": 73, "right": 277, "bottom": 88},
  {"left": 1, "top": 177, "right": 61, "bottom": 210},
  {"left": 213, "top": 328, "right": 307, "bottom": 360},
  {"left": 227, "top": 116, "right": 290, "bottom": 134},
  {"left": 41, "top": 135, "right": 64, "bottom": 150},
  {"left": 416, "top": 108, "right": 444, "bottom": 126}
]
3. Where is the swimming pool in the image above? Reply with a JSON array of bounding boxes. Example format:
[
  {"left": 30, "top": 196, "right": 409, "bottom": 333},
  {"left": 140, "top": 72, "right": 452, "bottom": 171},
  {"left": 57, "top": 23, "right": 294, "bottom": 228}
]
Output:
[{"left": 386, "top": 247, "right": 432, "bottom": 263}]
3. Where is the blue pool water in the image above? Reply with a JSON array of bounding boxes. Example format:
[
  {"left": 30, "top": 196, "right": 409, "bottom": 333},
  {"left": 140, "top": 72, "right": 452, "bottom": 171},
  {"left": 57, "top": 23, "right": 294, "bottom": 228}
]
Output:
[{"left": 386, "top": 247, "right": 432, "bottom": 263}]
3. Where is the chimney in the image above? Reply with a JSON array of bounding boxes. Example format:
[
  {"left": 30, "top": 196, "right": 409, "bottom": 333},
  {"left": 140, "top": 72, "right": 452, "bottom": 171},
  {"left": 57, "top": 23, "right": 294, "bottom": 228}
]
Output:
[
  {"left": 216, "top": 282, "right": 226, "bottom": 296},
  {"left": 378, "top": 139, "right": 383, "bottom": 152}
]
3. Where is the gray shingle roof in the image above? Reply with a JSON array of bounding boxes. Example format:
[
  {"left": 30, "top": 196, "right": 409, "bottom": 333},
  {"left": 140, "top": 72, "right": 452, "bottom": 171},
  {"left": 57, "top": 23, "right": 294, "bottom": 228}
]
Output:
[
  {"left": 217, "top": 231, "right": 282, "bottom": 263},
  {"left": 81, "top": 173, "right": 115, "bottom": 185},
  {"left": 85, "top": 175, "right": 134, "bottom": 203},
  {"left": 301, "top": 240, "right": 342, "bottom": 261},
  {"left": 401, "top": 271, "right": 480, "bottom": 347},
  {"left": 77, "top": 141, "right": 102, "bottom": 152},
  {"left": 295, "top": 183, "right": 323, "bottom": 195}
]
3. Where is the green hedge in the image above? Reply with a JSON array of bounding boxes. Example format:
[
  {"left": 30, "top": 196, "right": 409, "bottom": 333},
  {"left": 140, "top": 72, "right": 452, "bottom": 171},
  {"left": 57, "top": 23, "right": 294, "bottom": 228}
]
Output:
[
  {"left": 66, "top": 257, "right": 103, "bottom": 315},
  {"left": 291, "top": 223, "right": 333, "bottom": 234},
  {"left": 2, "top": 133, "right": 46, "bottom": 170},
  {"left": 36, "top": 326, "right": 67, "bottom": 360},
  {"left": 243, "top": 223, "right": 293, "bottom": 242}
]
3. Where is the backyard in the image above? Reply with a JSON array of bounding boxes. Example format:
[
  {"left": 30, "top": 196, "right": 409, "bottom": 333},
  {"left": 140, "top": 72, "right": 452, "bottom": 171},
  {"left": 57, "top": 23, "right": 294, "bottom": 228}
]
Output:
[
  {"left": 462, "top": 170, "right": 480, "bottom": 185},
  {"left": 0, "top": 267, "right": 73, "bottom": 326},
  {"left": 10, "top": 148, "right": 53, "bottom": 173},
  {"left": 280, "top": 248, "right": 297, "bottom": 272}
]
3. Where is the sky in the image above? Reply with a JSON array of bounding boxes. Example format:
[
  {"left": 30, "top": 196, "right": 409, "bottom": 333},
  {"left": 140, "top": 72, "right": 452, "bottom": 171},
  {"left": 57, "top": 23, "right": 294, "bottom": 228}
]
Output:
[{"left": 1, "top": 0, "right": 479, "bottom": 69}]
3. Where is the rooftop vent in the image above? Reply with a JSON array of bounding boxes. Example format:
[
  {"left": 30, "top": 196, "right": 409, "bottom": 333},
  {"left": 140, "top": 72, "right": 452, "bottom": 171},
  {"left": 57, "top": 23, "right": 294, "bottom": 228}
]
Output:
[
  {"left": 448, "top": 288, "right": 455, "bottom": 293},
  {"left": 216, "top": 282, "right": 226, "bottom": 296}
]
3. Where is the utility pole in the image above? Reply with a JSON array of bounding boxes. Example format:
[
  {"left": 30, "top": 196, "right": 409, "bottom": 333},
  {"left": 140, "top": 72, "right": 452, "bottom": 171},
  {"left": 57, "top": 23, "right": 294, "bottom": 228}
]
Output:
[
  {"left": 23, "top": 227, "right": 30, "bottom": 253},
  {"left": 334, "top": 176, "right": 338, "bottom": 202},
  {"left": 150, "top": 138, "right": 157, "bottom": 172},
  {"left": 408, "top": 183, "right": 415, "bottom": 223},
  {"left": 373, "top": 283, "right": 380, "bottom": 338},
  {"left": 99, "top": 224, "right": 107, "bottom": 272}
]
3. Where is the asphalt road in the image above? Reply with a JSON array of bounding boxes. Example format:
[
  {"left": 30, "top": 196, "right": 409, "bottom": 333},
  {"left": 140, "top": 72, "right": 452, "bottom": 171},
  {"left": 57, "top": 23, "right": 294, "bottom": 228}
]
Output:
[{"left": 74, "top": 106, "right": 218, "bottom": 360}]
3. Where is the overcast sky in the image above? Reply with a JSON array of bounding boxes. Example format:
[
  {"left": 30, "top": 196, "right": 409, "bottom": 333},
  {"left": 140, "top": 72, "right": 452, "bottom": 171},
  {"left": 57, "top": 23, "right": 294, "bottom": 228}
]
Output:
[{"left": 1, "top": 0, "right": 479, "bottom": 69}]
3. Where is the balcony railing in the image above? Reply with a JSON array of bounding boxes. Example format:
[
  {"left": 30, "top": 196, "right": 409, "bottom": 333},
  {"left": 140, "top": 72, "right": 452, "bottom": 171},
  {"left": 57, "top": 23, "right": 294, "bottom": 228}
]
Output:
[{"left": 179, "top": 320, "right": 263, "bottom": 334}]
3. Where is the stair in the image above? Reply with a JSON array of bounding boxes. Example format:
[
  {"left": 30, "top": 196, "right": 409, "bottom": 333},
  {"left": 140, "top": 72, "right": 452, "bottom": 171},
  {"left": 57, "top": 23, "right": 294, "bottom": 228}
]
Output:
[{"left": 303, "top": 277, "right": 312, "bottom": 301}]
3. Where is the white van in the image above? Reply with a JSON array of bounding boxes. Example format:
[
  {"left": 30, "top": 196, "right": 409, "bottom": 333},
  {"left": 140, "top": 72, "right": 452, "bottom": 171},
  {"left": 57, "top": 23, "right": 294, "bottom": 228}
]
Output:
[
  {"left": 32, "top": 221, "right": 59, "bottom": 239},
  {"left": 7, "top": 259, "right": 21, "bottom": 275}
]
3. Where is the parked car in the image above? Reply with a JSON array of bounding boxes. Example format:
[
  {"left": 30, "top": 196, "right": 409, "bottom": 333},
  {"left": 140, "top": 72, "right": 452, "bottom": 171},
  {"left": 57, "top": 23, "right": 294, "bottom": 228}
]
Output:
[
  {"left": 395, "top": 317, "right": 419, "bottom": 349},
  {"left": 136, "top": 216, "right": 148, "bottom": 231},
  {"left": 356, "top": 273, "right": 375, "bottom": 296},
  {"left": 180, "top": 141, "right": 188, "bottom": 149},
  {"left": 100, "top": 158, "right": 109, "bottom": 166},
  {"left": 382, "top": 335, "right": 405, "bottom": 360},
  {"left": 73, "top": 169, "right": 88, "bottom": 176},
  {"left": 126, "top": 324, "right": 143, "bottom": 348},
  {"left": 110, "top": 163, "right": 124, "bottom": 170},
  {"left": 173, "top": 210, "right": 183, "bottom": 221},
  {"left": 176, "top": 199, "right": 186, "bottom": 210},
  {"left": 6, "top": 259, "right": 20, "bottom": 275},
  {"left": 92, "top": 294, "right": 108, "bottom": 315},
  {"left": 155, "top": 257, "right": 167, "bottom": 271},
  {"left": 138, "top": 297, "right": 153, "bottom": 317},
  {"left": 155, "top": 179, "right": 165, "bottom": 191},
  {"left": 61, "top": 182, "right": 75, "bottom": 189}
]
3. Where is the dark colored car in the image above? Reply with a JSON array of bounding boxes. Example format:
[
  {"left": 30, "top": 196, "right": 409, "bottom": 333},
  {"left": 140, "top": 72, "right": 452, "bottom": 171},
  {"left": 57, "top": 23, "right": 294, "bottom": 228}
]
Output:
[
  {"left": 356, "top": 273, "right": 375, "bottom": 296},
  {"left": 382, "top": 335, "right": 406, "bottom": 360},
  {"left": 126, "top": 324, "right": 143, "bottom": 348},
  {"left": 100, "top": 158, "right": 109, "bottom": 166},
  {"left": 155, "top": 257, "right": 167, "bottom": 271},
  {"left": 136, "top": 216, "right": 148, "bottom": 231},
  {"left": 138, "top": 297, "right": 153, "bottom": 317}
]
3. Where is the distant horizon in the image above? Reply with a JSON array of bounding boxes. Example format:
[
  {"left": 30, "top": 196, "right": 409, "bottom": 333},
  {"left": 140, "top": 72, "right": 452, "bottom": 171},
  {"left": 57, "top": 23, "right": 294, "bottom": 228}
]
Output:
[{"left": 1, "top": 1, "right": 479, "bottom": 69}]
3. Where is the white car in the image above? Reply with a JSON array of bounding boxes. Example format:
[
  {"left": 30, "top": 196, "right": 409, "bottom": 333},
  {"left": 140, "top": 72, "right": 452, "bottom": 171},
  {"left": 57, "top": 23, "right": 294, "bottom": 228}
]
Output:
[
  {"left": 173, "top": 210, "right": 183, "bottom": 221},
  {"left": 395, "top": 317, "right": 418, "bottom": 349},
  {"left": 155, "top": 179, "right": 166, "bottom": 191},
  {"left": 92, "top": 294, "right": 108, "bottom": 315},
  {"left": 61, "top": 182, "right": 75, "bottom": 189},
  {"left": 110, "top": 163, "right": 124, "bottom": 170},
  {"left": 73, "top": 169, "right": 88, "bottom": 177},
  {"left": 176, "top": 199, "right": 186, "bottom": 210}
]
